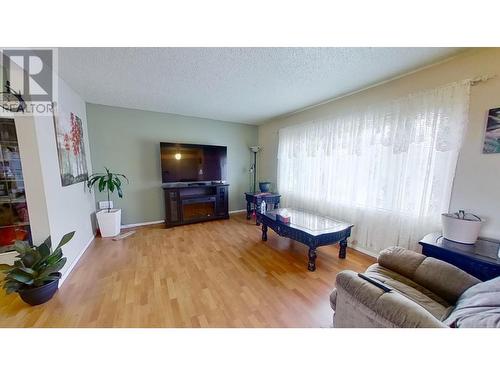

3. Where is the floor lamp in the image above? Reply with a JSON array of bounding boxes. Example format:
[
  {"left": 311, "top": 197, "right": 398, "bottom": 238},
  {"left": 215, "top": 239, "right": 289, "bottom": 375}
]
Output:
[{"left": 250, "top": 146, "right": 261, "bottom": 193}]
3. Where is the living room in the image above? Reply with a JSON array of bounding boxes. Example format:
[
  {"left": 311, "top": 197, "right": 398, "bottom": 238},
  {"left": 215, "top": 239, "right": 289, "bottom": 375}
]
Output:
[{"left": 1, "top": 1, "right": 499, "bottom": 374}]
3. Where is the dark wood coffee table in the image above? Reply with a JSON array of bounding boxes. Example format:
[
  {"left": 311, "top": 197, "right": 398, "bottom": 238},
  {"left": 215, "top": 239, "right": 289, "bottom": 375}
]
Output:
[{"left": 257, "top": 208, "right": 353, "bottom": 271}]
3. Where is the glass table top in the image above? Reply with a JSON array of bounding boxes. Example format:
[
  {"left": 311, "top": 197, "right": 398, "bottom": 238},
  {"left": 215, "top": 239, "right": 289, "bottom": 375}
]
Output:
[{"left": 262, "top": 208, "right": 352, "bottom": 235}]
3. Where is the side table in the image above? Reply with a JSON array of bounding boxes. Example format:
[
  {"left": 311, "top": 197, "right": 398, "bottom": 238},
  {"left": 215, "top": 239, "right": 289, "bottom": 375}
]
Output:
[
  {"left": 419, "top": 232, "right": 500, "bottom": 281},
  {"left": 244, "top": 192, "right": 281, "bottom": 225}
]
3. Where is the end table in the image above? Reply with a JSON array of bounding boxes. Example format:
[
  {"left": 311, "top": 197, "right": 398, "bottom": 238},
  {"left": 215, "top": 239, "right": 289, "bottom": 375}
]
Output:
[
  {"left": 244, "top": 192, "right": 281, "bottom": 225},
  {"left": 419, "top": 232, "right": 500, "bottom": 281}
]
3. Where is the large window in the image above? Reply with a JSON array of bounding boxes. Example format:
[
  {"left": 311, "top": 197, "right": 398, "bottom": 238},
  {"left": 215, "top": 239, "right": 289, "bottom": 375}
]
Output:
[{"left": 277, "top": 82, "right": 470, "bottom": 253}]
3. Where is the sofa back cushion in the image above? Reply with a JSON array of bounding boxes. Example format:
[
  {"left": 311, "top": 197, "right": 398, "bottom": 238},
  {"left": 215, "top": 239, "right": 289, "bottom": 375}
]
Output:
[
  {"left": 378, "top": 246, "right": 426, "bottom": 277},
  {"left": 413, "top": 258, "right": 480, "bottom": 305},
  {"left": 378, "top": 247, "right": 480, "bottom": 304},
  {"left": 444, "top": 276, "right": 500, "bottom": 328}
]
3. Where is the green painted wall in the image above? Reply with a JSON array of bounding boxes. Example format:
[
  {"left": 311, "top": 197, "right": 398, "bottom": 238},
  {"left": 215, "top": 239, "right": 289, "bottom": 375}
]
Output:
[{"left": 86, "top": 104, "right": 258, "bottom": 225}]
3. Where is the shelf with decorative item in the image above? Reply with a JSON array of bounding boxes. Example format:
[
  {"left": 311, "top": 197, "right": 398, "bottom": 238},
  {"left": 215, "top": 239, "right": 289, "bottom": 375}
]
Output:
[
  {"left": 0, "top": 197, "right": 26, "bottom": 204},
  {"left": 0, "top": 222, "right": 30, "bottom": 230}
]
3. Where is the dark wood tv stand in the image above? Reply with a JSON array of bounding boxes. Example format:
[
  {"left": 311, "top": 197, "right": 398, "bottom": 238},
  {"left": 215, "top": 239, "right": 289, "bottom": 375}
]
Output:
[{"left": 163, "top": 184, "right": 229, "bottom": 228}]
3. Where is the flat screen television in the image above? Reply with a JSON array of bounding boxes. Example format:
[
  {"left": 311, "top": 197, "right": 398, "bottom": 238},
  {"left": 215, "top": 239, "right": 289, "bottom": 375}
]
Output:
[{"left": 160, "top": 142, "right": 227, "bottom": 184}]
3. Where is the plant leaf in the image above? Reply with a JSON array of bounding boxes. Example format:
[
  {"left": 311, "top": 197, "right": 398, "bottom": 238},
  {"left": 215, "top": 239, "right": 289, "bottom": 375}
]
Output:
[
  {"left": 45, "top": 248, "right": 63, "bottom": 265},
  {"left": 43, "top": 236, "right": 52, "bottom": 250},
  {"left": 98, "top": 177, "right": 106, "bottom": 192},
  {"left": 8, "top": 269, "right": 34, "bottom": 285},
  {"left": 87, "top": 175, "right": 103, "bottom": 189},
  {"left": 117, "top": 185, "right": 123, "bottom": 198},
  {"left": 107, "top": 178, "right": 115, "bottom": 192},
  {"left": 37, "top": 242, "right": 50, "bottom": 259},
  {"left": 13, "top": 241, "right": 30, "bottom": 256},
  {"left": 37, "top": 274, "right": 61, "bottom": 284},
  {"left": 20, "top": 250, "right": 40, "bottom": 268},
  {"left": 115, "top": 174, "right": 129, "bottom": 183},
  {"left": 54, "top": 231, "right": 75, "bottom": 251},
  {"left": 38, "top": 258, "right": 67, "bottom": 280},
  {"left": 4, "top": 280, "right": 21, "bottom": 294}
]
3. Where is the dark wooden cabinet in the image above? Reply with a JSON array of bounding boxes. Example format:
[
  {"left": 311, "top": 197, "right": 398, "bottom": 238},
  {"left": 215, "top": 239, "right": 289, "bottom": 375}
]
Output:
[
  {"left": 163, "top": 184, "right": 229, "bottom": 228},
  {"left": 216, "top": 185, "right": 228, "bottom": 217},
  {"left": 165, "top": 190, "right": 181, "bottom": 225},
  {"left": 420, "top": 232, "right": 500, "bottom": 281}
]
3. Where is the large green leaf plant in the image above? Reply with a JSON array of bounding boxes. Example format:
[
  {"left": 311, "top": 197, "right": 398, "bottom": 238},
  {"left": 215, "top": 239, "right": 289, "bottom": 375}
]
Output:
[
  {"left": 0, "top": 231, "right": 74, "bottom": 294},
  {"left": 87, "top": 167, "right": 129, "bottom": 212}
]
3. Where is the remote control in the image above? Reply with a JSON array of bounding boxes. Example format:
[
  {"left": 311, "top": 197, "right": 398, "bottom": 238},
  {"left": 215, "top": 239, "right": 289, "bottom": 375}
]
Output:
[{"left": 357, "top": 273, "right": 392, "bottom": 293}]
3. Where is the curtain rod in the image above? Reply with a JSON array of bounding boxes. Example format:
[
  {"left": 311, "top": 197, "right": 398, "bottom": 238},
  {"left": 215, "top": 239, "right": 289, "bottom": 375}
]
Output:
[{"left": 470, "top": 74, "right": 497, "bottom": 86}]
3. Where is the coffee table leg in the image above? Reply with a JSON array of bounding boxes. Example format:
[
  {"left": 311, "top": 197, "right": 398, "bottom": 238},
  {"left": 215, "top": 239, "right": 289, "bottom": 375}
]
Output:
[
  {"left": 339, "top": 239, "right": 347, "bottom": 259},
  {"left": 246, "top": 201, "right": 251, "bottom": 220},
  {"left": 308, "top": 246, "right": 317, "bottom": 271},
  {"left": 262, "top": 224, "right": 268, "bottom": 241}
]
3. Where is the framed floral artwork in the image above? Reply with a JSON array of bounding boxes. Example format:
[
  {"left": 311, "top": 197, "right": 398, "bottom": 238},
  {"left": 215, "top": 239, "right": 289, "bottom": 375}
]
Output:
[
  {"left": 53, "top": 107, "right": 88, "bottom": 186},
  {"left": 483, "top": 107, "right": 500, "bottom": 154}
]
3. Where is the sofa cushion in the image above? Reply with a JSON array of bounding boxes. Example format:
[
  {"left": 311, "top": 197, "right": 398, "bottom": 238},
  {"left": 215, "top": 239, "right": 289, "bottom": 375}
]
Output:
[
  {"left": 412, "top": 258, "right": 480, "bottom": 305},
  {"left": 378, "top": 247, "right": 481, "bottom": 304},
  {"left": 365, "top": 264, "right": 452, "bottom": 320},
  {"left": 444, "top": 276, "right": 500, "bottom": 328},
  {"left": 335, "top": 270, "right": 446, "bottom": 327},
  {"left": 378, "top": 246, "right": 426, "bottom": 278}
]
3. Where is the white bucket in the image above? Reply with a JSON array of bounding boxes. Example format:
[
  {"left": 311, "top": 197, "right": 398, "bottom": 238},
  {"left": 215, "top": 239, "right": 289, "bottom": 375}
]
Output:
[{"left": 441, "top": 212, "right": 483, "bottom": 244}]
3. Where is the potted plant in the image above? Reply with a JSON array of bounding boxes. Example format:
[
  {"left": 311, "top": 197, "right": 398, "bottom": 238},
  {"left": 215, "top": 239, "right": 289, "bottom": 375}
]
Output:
[
  {"left": 0, "top": 231, "right": 74, "bottom": 305},
  {"left": 87, "top": 167, "right": 129, "bottom": 237}
]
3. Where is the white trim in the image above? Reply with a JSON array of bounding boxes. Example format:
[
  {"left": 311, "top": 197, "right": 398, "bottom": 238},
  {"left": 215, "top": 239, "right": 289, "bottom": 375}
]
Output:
[
  {"left": 121, "top": 220, "right": 164, "bottom": 229},
  {"left": 348, "top": 243, "right": 379, "bottom": 260},
  {"left": 229, "top": 209, "right": 246, "bottom": 214},
  {"left": 59, "top": 234, "right": 95, "bottom": 286}
]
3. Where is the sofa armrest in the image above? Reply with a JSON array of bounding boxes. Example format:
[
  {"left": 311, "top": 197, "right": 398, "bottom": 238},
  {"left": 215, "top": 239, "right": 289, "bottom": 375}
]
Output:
[
  {"left": 378, "top": 247, "right": 480, "bottom": 304},
  {"left": 332, "top": 270, "right": 446, "bottom": 328}
]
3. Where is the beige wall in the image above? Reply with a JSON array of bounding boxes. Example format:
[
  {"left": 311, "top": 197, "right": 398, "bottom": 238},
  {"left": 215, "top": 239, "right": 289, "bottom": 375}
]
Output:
[{"left": 258, "top": 48, "right": 500, "bottom": 239}]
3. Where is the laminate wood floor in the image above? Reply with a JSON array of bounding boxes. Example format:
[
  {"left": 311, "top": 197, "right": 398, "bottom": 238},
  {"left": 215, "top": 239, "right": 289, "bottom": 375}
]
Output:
[{"left": 0, "top": 213, "right": 374, "bottom": 327}]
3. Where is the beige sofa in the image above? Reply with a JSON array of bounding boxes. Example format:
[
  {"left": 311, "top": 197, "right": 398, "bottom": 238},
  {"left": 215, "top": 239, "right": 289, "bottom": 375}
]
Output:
[{"left": 330, "top": 246, "right": 500, "bottom": 328}]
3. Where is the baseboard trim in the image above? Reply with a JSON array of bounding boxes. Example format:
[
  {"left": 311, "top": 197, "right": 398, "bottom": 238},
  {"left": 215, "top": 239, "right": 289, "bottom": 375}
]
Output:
[
  {"left": 121, "top": 220, "right": 165, "bottom": 229},
  {"left": 59, "top": 234, "right": 95, "bottom": 286},
  {"left": 349, "top": 243, "right": 379, "bottom": 259},
  {"left": 229, "top": 209, "right": 246, "bottom": 214}
]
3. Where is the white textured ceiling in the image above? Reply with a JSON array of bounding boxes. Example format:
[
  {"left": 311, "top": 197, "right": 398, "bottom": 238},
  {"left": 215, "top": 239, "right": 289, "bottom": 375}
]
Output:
[{"left": 58, "top": 48, "right": 464, "bottom": 125}]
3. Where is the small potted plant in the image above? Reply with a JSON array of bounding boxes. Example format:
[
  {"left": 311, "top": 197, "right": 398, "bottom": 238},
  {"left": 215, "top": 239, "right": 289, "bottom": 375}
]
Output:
[
  {"left": 0, "top": 231, "right": 74, "bottom": 305},
  {"left": 87, "top": 167, "right": 129, "bottom": 237}
]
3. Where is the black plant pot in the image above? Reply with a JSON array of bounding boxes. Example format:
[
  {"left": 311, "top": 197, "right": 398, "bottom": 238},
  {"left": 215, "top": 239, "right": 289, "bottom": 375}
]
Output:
[
  {"left": 18, "top": 273, "right": 61, "bottom": 306},
  {"left": 259, "top": 182, "right": 271, "bottom": 192}
]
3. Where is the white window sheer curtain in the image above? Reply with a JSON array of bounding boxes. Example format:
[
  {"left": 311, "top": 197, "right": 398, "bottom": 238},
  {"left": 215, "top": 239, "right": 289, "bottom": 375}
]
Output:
[{"left": 277, "top": 81, "right": 471, "bottom": 253}]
